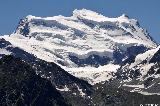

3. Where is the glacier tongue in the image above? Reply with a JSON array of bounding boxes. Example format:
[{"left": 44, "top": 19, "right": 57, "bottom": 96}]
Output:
[{"left": 2, "top": 9, "right": 157, "bottom": 84}]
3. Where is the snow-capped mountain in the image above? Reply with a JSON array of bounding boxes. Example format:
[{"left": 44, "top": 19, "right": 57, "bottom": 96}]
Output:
[
  {"left": 1, "top": 9, "right": 160, "bottom": 106},
  {"left": 0, "top": 9, "right": 157, "bottom": 85}
]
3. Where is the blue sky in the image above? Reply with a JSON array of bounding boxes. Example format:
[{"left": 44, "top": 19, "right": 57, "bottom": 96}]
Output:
[{"left": 0, "top": 0, "right": 160, "bottom": 43}]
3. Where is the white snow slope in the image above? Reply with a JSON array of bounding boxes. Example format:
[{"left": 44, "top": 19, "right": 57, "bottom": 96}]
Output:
[{"left": 1, "top": 9, "right": 157, "bottom": 85}]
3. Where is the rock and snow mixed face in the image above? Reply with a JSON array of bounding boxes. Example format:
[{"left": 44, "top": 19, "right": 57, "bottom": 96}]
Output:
[
  {"left": 1, "top": 9, "right": 157, "bottom": 84},
  {"left": 117, "top": 46, "right": 160, "bottom": 94}
]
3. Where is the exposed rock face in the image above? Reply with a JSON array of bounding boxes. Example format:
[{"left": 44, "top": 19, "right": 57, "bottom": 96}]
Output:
[{"left": 0, "top": 56, "right": 69, "bottom": 106}]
